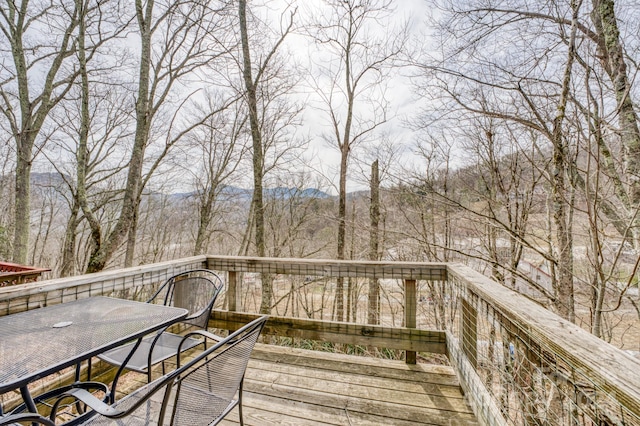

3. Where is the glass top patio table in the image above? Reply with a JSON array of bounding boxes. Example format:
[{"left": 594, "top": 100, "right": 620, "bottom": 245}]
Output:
[{"left": 0, "top": 296, "right": 188, "bottom": 395}]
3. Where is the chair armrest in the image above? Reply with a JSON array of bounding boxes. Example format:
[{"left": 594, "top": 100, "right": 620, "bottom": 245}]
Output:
[
  {"left": 175, "top": 329, "right": 225, "bottom": 367},
  {"left": 56, "top": 388, "right": 123, "bottom": 418},
  {"left": 180, "top": 329, "right": 224, "bottom": 345}
]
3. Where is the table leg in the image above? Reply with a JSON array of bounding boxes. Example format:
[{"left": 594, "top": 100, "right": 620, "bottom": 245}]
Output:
[
  {"left": 109, "top": 337, "right": 143, "bottom": 403},
  {"left": 19, "top": 386, "right": 37, "bottom": 413}
]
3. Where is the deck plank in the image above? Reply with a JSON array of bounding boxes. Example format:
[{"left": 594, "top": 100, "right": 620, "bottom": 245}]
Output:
[
  {"left": 251, "top": 344, "right": 460, "bottom": 385},
  {"left": 248, "top": 348, "right": 465, "bottom": 397},
  {"left": 218, "top": 392, "right": 470, "bottom": 426},
  {"left": 247, "top": 360, "right": 465, "bottom": 399}
]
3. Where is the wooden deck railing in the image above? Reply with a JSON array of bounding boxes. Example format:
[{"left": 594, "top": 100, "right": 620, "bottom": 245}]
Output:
[
  {"left": 1, "top": 255, "right": 639, "bottom": 426},
  {"left": 447, "top": 264, "right": 640, "bottom": 426},
  {"left": 0, "top": 256, "right": 207, "bottom": 315}
]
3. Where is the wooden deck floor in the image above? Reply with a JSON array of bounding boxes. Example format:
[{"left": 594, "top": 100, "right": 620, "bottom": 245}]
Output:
[
  {"left": 15, "top": 343, "right": 477, "bottom": 425},
  {"left": 214, "top": 344, "right": 478, "bottom": 426}
]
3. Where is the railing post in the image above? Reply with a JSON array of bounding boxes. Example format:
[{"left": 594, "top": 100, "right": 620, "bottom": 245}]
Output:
[
  {"left": 461, "top": 296, "right": 478, "bottom": 368},
  {"left": 405, "top": 279, "right": 417, "bottom": 364},
  {"left": 228, "top": 271, "right": 239, "bottom": 312}
]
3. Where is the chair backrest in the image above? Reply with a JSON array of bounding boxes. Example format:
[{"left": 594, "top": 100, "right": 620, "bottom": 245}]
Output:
[
  {"left": 168, "top": 315, "right": 268, "bottom": 426},
  {"left": 148, "top": 269, "right": 223, "bottom": 328}
]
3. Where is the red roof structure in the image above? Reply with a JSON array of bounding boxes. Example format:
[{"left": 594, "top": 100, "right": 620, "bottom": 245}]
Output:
[{"left": 0, "top": 261, "right": 50, "bottom": 286}]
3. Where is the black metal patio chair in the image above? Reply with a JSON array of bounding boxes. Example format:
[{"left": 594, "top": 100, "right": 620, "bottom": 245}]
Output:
[
  {"left": 50, "top": 316, "right": 268, "bottom": 426},
  {"left": 0, "top": 413, "right": 56, "bottom": 426},
  {"left": 97, "top": 269, "right": 224, "bottom": 382}
]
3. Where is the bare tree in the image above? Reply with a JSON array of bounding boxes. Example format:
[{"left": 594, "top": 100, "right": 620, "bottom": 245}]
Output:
[
  {"left": 409, "top": 0, "right": 586, "bottom": 319},
  {"left": 547, "top": 0, "right": 580, "bottom": 321},
  {"left": 306, "top": 0, "right": 406, "bottom": 320},
  {"left": 46, "top": 85, "right": 133, "bottom": 275},
  {"left": 392, "top": 131, "right": 457, "bottom": 263},
  {"left": 237, "top": 0, "right": 301, "bottom": 314},
  {"left": 0, "top": 0, "right": 82, "bottom": 263},
  {"left": 85, "top": 0, "right": 228, "bottom": 272},
  {"left": 368, "top": 160, "right": 380, "bottom": 324},
  {"left": 58, "top": 0, "right": 131, "bottom": 276},
  {"left": 587, "top": 0, "right": 640, "bottom": 247},
  {"left": 264, "top": 173, "right": 331, "bottom": 259},
  {"left": 421, "top": 0, "right": 640, "bottom": 324},
  {"left": 188, "top": 98, "right": 247, "bottom": 255}
]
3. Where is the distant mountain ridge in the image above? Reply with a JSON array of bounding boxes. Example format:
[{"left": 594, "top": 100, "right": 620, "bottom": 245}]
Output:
[
  {"left": 170, "top": 185, "right": 331, "bottom": 201},
  {"left": 28, "top": 172, "right": 331, "bottom": 200}
]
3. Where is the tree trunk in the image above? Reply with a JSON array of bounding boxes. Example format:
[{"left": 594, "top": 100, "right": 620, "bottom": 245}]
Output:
[
  {"left": 60, "top": 201, "right": 80, "bottom": 277},
  {"left": 549, "top": 0, "right": 579, "bottom": 321},
  {"left": 591, "top": 0, "right": 640, "bottom": 246},
  {"left": 124, "top": 205, "right": 139, "bottom": 267},
  {"left": 85, "top": 0, "right": 152, "bottom": 273},
  {"left": 5, "top": 0, "right": 80, "bottom": 263},
  {"left": 194, "top": 199, "right": 212, "bottom": 256},
  {"left": 368, "top": 160, "right": 380, "bottom": 325},
  {"left": 74, "top": 0, "right": 103, "bottom": 273},
  {"left": 335, "top": 92, "right": 353, "bottom": 322},
  {"left": 238, "top": 0, "right": 269, "bottom": 314},
  {"left": 12, "top": 144, "right": 32, "bottom": 264},
  {"left": 335, "top": 143, "right": 347, "bottom": 319}
]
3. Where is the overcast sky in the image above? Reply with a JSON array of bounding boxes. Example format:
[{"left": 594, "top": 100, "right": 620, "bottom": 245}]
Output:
[{"left": 271, "top": 0, "right": 433, "bottom": 194}]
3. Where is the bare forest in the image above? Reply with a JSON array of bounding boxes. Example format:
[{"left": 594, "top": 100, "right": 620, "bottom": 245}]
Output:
[{"left": 1, "top": 0, "right": 640, "bottom": 350}]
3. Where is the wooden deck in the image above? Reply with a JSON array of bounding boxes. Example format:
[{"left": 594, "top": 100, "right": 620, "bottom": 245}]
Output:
[
  {"left": 217, "top": 344, "right": 477, "bottom": 426},
  {"left": 3, "top": 256, "right": 640, "bottom": 425},
  {"left": 3, "top": 336, "right": 476, "bottom": 425},
  {"left": 118, "top": 343, "right": 477, "bottom": 425}
]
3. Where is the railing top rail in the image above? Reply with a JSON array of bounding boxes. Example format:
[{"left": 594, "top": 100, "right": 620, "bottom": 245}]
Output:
[
  {"left": 448, "top": 262, "right": 640, "bottom": 419},
  {"left": 205, "top": 255, "right": 448, "bottom": 280},
  {"left": 0, "top": 256, "right": 207, "bottom": 302}
]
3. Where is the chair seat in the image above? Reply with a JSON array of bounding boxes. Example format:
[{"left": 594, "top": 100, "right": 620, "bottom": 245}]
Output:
[
  {"left": 97, "top": 333, "right": 202, "bottom": 373},
  {"left": 169, "top": 383, "right": 236, "bottom": 426}
]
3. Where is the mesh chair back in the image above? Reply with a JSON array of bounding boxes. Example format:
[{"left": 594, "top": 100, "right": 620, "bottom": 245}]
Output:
[
  {"left": 149, "top": 270, "right": 223, "bottom": 329},
  {"left": 168, "top": 316, "right": 267, "bottom": 426}
]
